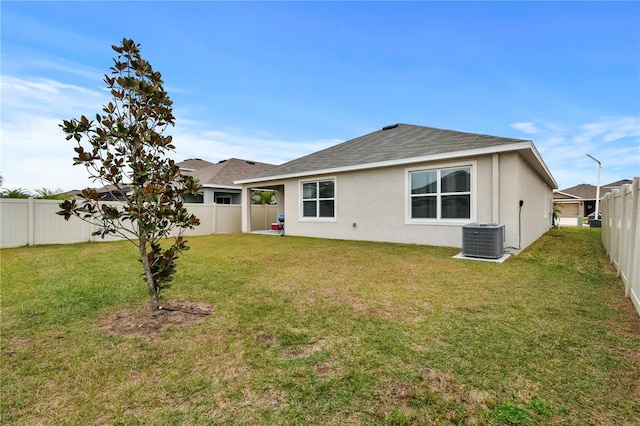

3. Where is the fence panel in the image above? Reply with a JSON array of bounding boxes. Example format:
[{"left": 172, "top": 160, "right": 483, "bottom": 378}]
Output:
[
  {"left": 612, "top": 190, "right": 623, "bottom": 269},
  {"left": 180, "top": 203, "right": 215, "bottom": 237},
  {"left": 602, "top": 177, "right": 640, "bottom": 317},
  {"left": 628, "top": 180, "right": 640, "bottom": 314},
  {"left": 0, "top": 199, "right": 30, "bottom": 248},
  {"left": 617, "top": 186, "right": 633, "bottom": 283},
  {"left": 214, "top": 205, "right": 242, "bottom": 234},
  {"left": 34, "top": 199, "right": 94, "bottom": 245},
  {"left": 250, "top": 204, "right": 278, "bottom": 231},
  {"left": 0, "top": 200, "right": 249, "bottom": 248}
]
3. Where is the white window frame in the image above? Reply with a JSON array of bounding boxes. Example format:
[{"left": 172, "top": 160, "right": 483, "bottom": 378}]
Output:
[
  {"left": 405, "top": 161, "right": 476, "bottom": 225},
  {"left": 299, "top": 176, "right": 337, "bottom": 222}
]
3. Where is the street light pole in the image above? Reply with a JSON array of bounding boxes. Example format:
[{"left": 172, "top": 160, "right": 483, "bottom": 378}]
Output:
[{"left": 586, "top": 154, "right": 601, "bottom": 222}]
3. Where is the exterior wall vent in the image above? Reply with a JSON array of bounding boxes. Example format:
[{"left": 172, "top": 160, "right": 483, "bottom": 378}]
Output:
[{"left": 462, "top": 223, "right": 505, "bottom": 259}]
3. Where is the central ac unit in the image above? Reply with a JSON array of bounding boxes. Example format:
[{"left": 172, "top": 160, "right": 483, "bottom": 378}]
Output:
[{"left": 462, "top": 223, "right": 505, "bottom": 259}]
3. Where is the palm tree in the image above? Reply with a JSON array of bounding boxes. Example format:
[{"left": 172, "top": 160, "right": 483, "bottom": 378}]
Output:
[
  {"left": 251, "top": 190, "right": 277, "bottom": 204},
  {"left": 1, "top": 188, "right": 32, "bottom": 198},
  {"left": 34, "top": 188, "right": 68, "bottom": 200},
  {"left": 552, "top": 201, "right": 563, "bottom": 228}
]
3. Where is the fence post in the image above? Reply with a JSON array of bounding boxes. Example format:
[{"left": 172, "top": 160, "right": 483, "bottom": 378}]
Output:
[
  {"left": 626, "top": 179, "right": 639, "bottom": 299},
  {"left": 601, "top": 195, "right": 608, "bottom": 255},
  {"left": 212, "top": 203, "right": 217, "bottom": 235},
  {"left": 616, "top": 189, "right": 625, "bottom": 275},
  {"left": 28, "top": 197, "right": 35, "bottom": 246}
]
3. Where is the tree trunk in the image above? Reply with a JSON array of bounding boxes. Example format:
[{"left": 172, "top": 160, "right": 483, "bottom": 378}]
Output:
[{"left": 138, "top": 236, "right": 159, "bottom": 309}]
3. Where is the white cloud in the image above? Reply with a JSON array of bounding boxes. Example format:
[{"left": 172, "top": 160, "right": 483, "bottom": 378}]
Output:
[
  {"left": 0, "top": 75, "right": 338, "bottom": 192},
  {"left": 537, "top": 135, "right": 565, "bottom": 147},
  {"left": 3, "top": 75, "right": 637, "bottom": 193},
  {"left": 1, "top": 76, "right": 105, "bottom": 117},
  {"left": 1, "top": 76, "right": 108, "bottom": 189},
  {"left": 575, "top": 116, "right": 640, "bottom": 144},
  {"left": 510, "top": 122, "right": 540, "bottom": 134},
  {"left": 171, "top": 121, "right": 338, "bottom": 166},
  {"left": 527, "top": 116, "right": 640, "bottom": 189}
]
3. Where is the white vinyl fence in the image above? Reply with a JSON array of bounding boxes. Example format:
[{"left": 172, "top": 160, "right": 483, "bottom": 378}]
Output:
[
  {"left": 0, "top": 198, "right": 278, "bottom": 249},
  {"left": 601, "top": 177, "right": 640, "bottom": 317}
]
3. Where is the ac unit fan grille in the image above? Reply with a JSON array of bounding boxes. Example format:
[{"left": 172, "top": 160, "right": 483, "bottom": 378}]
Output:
[{"left": 462, "top": 223, "right": 504, "bottom": 259}]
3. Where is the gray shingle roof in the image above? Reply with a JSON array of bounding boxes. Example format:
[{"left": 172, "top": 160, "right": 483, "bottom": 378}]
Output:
[
  {"left": 555, "top": 180, "right": 633, "bottom": 199},
  {"left": 240, "top": 123, "right": 531, "bottom": 181},
  {"left": 176, "top": 158, "right": 216, "bottom": 171},
  {"left": 182, "top": 158, "right": 275, "bottom": 187}
]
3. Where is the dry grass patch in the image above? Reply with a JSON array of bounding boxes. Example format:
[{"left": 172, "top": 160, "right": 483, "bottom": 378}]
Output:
[{"left": 97, "top": 300, "right": 214, "bottom": 338}]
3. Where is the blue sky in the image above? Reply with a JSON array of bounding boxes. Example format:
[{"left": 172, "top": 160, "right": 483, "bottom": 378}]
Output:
[{"left": 1, "top": 1, "right": 639, "bottom": 192}]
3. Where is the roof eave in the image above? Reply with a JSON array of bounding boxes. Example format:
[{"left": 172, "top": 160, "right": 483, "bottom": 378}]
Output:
[
  {"left": 200, "top": 184, "right": 240, "bottom": 190},
  {"left": 237, "top": 142, "right": 558, "bottom": 188},
  {"left": 553, "top": 191, "right": 581, "bottom": 199}
]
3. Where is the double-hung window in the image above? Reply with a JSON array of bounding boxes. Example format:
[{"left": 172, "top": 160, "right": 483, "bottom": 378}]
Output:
[
  {"left": 302, "top": 179, "right": 335, "bottom": 219},
  {"left": 409, "top": 166, "right": 471, "bottom": 220}
]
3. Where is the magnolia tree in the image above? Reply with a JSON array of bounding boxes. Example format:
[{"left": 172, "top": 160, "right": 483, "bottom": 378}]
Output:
[{"left": 58, "top": 39, "right": 201, "bottom": 308}]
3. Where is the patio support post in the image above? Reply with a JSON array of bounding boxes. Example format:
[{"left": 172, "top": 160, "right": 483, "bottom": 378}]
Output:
[{"left": 241, "top": 186, "right": 252, "bottom": 233}]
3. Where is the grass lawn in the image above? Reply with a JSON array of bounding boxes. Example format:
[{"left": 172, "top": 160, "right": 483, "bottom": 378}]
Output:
[{"left": 1, "top": 228, "right": 639, "bottom": 425}]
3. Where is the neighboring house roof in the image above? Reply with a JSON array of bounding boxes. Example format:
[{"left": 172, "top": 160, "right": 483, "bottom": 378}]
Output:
[
  {"left": 554, "top": 180, "right": 632, "bottom": 200},
  {"left": 63, "top": 184, "right": 132, "bottom": 201},
  {"left": 554, "top": 184, "right": 599, "bottom": 200},
  {"left": 64, "top": 158, "right": 273, "bottom": 197},
  {"left": 183, "top": 158, "right": 276, "bottom": 188},
  {"left": 176, "top": 158, "right": 216, "bottom": 172},
  {"left": 602, "top": 179, "right": 633, "bottom": 189},
  {"left": 236, "top": 123, "right": 557, "bottom": 188},
  {"left": 553, "top": 191, "right": 581, "bottom": 200}
]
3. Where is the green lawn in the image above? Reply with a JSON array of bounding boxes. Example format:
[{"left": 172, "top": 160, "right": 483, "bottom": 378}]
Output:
[{"left": 1, "top": 228, "right": 638, "bottom": 425}]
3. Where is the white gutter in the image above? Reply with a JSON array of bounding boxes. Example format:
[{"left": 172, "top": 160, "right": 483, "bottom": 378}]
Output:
[{"left": 200, "top": 184, "right": 240, "bottom": 190}]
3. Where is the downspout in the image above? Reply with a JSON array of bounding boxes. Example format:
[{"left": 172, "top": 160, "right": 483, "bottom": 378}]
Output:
[
  {"left": 506, "top": 199, "right": 524, "bottom": 252},
  {"left": 518, "top": 199, "right": 524, "bottom": 250}
]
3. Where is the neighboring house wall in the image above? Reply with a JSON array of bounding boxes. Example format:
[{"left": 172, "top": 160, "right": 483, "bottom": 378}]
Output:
[
  {"left": 553, "top": 181, "right": 632, "bottom": 219},
  {"left": 180, "top": 158, "right": 276, "bottom": 205},
  {"left": 558, "top": 201, "right": 580, "bottom": 217},
  {"left": 188, "top": 187, "right": 242, "bottom": 204},
  {"left": 243, "top": 152, "right": 552, "bottom": 250},
  {"left": 215, "top": 190, "right": 242, "bottom": 204},
  {"left": 555, "top": 200, "right": 590, "bottom": 218}
]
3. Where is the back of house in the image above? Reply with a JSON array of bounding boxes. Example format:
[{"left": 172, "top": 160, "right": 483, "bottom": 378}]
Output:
[{"left": 237, "top": 123, "right": 558, "bottom": 252}]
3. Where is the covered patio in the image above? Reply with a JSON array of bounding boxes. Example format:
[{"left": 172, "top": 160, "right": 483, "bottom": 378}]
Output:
[{"left": 241, "top": 184, "right": 285, "bottom": 234}]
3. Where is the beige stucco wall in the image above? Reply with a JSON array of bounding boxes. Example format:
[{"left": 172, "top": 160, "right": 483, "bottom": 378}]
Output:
[
  {"left": 242, "top": 152, "right": 553, "bottom": 251},
  {"left": 287, "top": 164, "right": 464, "bottom": 247},
  {"left": 496, "top": 152, "right": 553, "bottom": 250}
]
